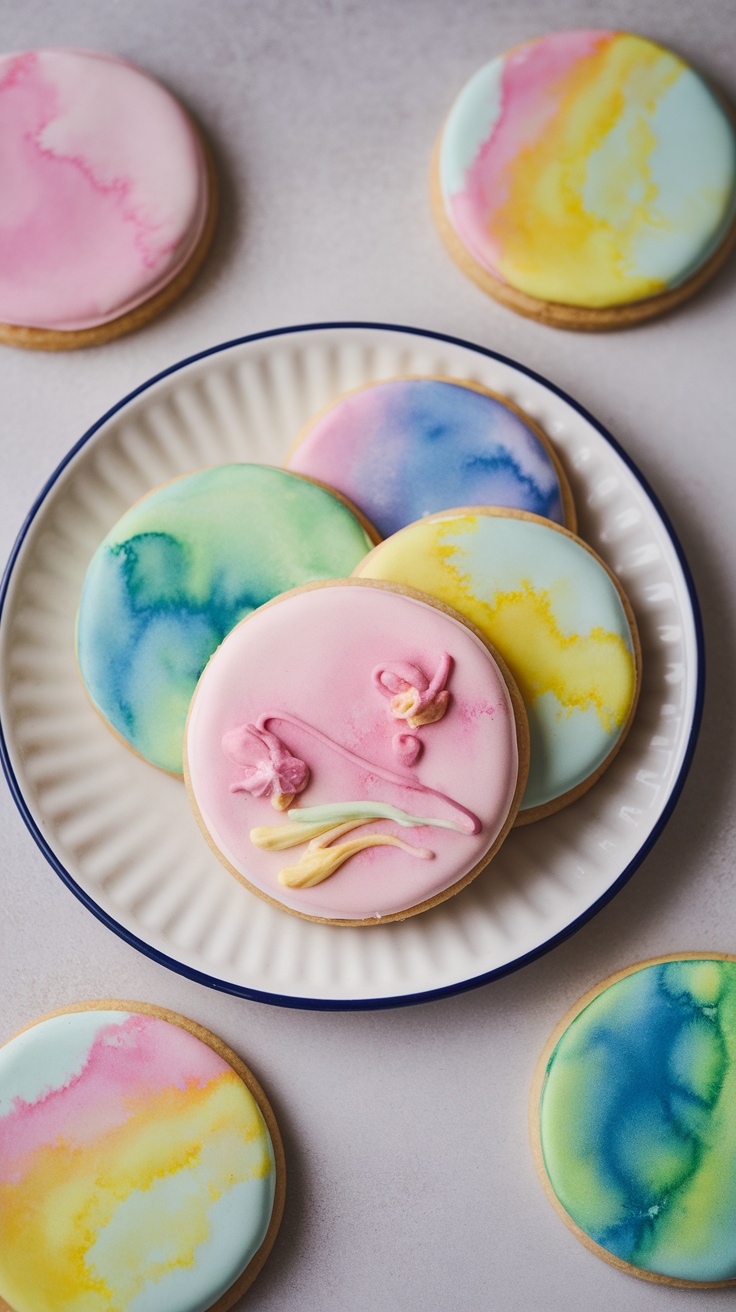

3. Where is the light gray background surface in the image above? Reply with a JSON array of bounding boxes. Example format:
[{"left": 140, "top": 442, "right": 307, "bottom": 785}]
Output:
[{"left": 1, "top": 1, "right": 736, "bottom": 1307}]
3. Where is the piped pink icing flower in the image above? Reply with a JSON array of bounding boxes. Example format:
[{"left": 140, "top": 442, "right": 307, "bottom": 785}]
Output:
[
  {"left": 372, "top": 653, "right": 452, "bottom": 729},
  {"left": 223, "top": 723, "right": 309, "bottom": 810}
]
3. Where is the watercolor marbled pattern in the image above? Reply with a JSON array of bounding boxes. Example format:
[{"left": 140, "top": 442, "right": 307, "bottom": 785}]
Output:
[
  {"left": 354, "top": 511, "right": 637, "bottom": 812},
  {"left": 287, "top": 379, "right": 567, "bottom": 538},
  {"left": 0, "top": 1009, "right": 275, "bottom": 1312},
  {"left": 439, "top": 31, "right": 736, "bottom": 308},
  {"left": 539, "top": 959, "right": 736, "bottom": 1283},
  {"left": 77, "top": 465, "right": 374, "bottom": 774},
  {"left": 0, "top": 48, "right": 209, "bottom": 331}
]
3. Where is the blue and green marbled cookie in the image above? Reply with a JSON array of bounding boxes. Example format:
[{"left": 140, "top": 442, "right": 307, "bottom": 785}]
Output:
[
  {"left": 76, "top": 465, "right": 376, "bottom": 773},
  {"left": 536, "top": 956, "right": 736, "bottom": 1285}
]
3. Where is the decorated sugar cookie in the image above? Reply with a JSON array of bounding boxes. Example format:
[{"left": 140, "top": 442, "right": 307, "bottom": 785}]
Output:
[
  {"left": 354, "top": 509, "right": 640, "bottom": 821},
  {"left": 433, "top": 31, "right": 736, "bottom": 329},
  {"left": 184, "top": 579, "right": 528, "bottom": 924},
  {"left": 0, "top": 48, "right": 216, "bottom": 349},
  {"left": 532, "top": 955, "right": 736, "bottom": 1287},
  {"left": 76, "top": 465, "right": 377, "bottom": 775},
  {"left": 0, "top": 1000, "right": 284, "bottom": 1311},
  {"left": 285, "top": 377, "right": 575, "bottom": 538}
]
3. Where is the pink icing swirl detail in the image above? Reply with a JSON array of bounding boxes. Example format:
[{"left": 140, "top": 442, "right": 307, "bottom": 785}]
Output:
[
  {"left": 223, "top": 723, "right": 309, "bottom": 810},
  {"left": 257, "top": 711, "right": 481, "bottom": 835},
  {"left": 372, "top": 653, "right": 452, "bottom": 728},
  {"left": 392, "top": 732, "right": 422, "bottom": 767}
]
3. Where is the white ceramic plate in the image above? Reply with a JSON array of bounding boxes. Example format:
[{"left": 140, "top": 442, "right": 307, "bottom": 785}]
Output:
[{"left": 0, "top": 324, "right": 702, "bottom": 1008}]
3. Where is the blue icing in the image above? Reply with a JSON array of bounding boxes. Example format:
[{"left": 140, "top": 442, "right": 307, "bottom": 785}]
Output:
[
  {"left": 540, "top": 959, "right": 736, "bottom": 1282},
  {"left": 296, "top": 379, "right": 568, "bottom": 539},
  {"left": 358, "top": 382, "right": 564, "bottom": 536},
  {"left": 76, "top": 465, "right": 374, "bottom": 773}
]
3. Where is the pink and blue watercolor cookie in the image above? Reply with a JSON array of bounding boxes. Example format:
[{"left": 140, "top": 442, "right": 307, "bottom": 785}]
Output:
[
  {"left": 285, "top": 377, "right": 575, "bottom": 539},
  {"left": 184, "top": 579, "right": 529, "bottom": 924},
  {"left": 354, "top": 508, "right": 640, "bottom": 822},
  {"left": 0, "top": 1000, "right": 284, "bottom": 1312},
  {"left": 76, "top": 465, "right": 378, "bottom": 776},
  {"left": 0, "top": 48, "right": 216, "bottom": 349},
  {"left": 532, "top": 955, "right": 736, "bottom": 1287},
  {"left": 432, "top": 31, "right": 736, "bottom": 328}
]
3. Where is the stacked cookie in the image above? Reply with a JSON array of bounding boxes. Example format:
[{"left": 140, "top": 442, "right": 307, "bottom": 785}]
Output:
[{"left": 77, "top": 376, "right": 640, "bottom": 925}]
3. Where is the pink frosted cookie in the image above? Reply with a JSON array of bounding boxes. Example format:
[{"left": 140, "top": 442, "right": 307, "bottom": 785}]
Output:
[
  {"left": 185, "top": 579, "right": 529, "bottom": 925},
  {"left": 0, "top": 48, "right": 215, "bottom": 349}
]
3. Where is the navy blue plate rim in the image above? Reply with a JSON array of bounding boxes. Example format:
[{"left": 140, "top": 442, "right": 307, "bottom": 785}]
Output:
[{"left": 0, "top": 321, "right": 705, "bottom": 1010}]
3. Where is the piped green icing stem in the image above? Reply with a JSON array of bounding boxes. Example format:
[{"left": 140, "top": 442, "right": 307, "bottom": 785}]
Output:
[{"left": 287, "top": 801, "right": 469, "bottom": 833}]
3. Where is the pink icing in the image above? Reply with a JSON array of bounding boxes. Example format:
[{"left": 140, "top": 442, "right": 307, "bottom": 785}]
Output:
[
  {"left": 449, "top": 31, "right": 613, "bottom": 275},
  {"left": 373, "top": 652, "right": 451, "bottom": 735},
  {"left": 186, "top": 584, "right": 519, "bottom": 920},
  {"left": 392, "top": 731, "right": 422, "bottom": 768},
  {"left": 224, "top": 723, "right": 309, "bottom": 806},
  {"left": 0, "top": 1014, "right": 229, "bottom": 1180},
  {"left": 0, "top": 49, "right": 209, "bottom": 330},
  {"left": 257, "top": 710, "right": 481, "bottom": 834}
]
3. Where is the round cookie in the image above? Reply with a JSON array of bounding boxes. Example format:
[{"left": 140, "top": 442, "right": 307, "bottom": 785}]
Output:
[
  {"left": 353, "top": 508, "right": 640, "bottom": 821},
  {"left": 432, "top": 30, "right": 736, "bottom": 330},
  {"left": 184, "top": 578, "right": 529, "bottom": 925},
  {"left": 531, "top": 955, "right": 736, "bottom": 1287},
  {"left": 285, "top": 377, "right": 575, "bottom": 538},
  {"left": 0, "top": 1000, "right": 284, "bottom": 1312},
  {"left": 0, "top": 49, "right": 216, "bottom": 350},
  {"left": 76, "top": 465, "right": 378, "bottom": 775}
]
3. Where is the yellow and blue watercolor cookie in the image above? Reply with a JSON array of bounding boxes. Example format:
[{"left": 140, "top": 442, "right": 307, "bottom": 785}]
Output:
[
  {"left": 353, "top": 507, "right": 640, "bottom": 822},
  {"left": 432, "top": 30, "right": 736, "bottom": 328},
  {"left": 531, "top": 955, "right": 736, "bottom": 1287},
  {"left": 0, "top": 1000, "right": 284, "bottom": 1312}
]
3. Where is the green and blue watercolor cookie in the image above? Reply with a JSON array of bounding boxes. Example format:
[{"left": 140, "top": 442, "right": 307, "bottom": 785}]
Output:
[
  {"left": 76, "top": 465, "right": 378, "bottom": 774},
  {"left": 532, "top": 954, "right": 736, "bottom": 1287}
]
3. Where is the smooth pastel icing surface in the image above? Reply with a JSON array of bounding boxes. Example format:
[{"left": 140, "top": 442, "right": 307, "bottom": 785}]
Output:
[
  {"left": 354, "top": 512, "right": 636, "bottom": 811},
  {"left": 439, "top": 31, "right": 736, "bottom": 308},
  {"left": 0, "top": 48, "right": 209, "bottom": 331},
  {"left": 539, "top": 959, "right": 736, "bottom": 1283},
  {"left": 76, "top": 465, "right": 374, "bottom": 774},
  {"left": 287, "top": 378, "right": 567, "bottom": 538},
  {"left": 186, "top": 583, "right": 520, "bottom": 920},
  {"left": 0, "top": 1008, "right": 275, "bottom": 1312}
]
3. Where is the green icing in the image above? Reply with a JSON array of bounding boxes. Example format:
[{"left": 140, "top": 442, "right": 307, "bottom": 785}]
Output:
[
  {"left": 287, "top": 801, "right": 467, "bottom": 832},
  {"left": 539, "top": 958, "right": 736, "bottom": 1282},
  {"left": 76, "top": 466, "right": 373, "bottom": 773}
]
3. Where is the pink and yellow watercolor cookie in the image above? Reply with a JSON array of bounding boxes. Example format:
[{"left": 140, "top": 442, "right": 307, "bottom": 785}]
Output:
[
  {"left": 184, "top": 579, "right": 529, "bottom": 925},
  {"left": 0, "top": 1000, "right": 284, "bottom": 1312},
  {"left": 0, "top": 49, "right": 216, "bottom": 349},
  {"left": 432, "top": 30, "right": 736, "bottom": 329}
]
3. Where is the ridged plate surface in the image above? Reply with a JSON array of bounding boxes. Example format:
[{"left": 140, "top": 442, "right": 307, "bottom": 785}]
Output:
[{"left": 0, "top": 325, "right": 701, "bottom": 1006}]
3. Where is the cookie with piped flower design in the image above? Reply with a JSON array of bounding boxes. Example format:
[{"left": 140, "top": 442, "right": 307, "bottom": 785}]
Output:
[{"left": 184, "top": 579, "right": 529, "bottom": 925}]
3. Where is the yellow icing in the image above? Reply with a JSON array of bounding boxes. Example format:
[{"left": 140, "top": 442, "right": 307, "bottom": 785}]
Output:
[
  {"left": 277, "top": 823, "right": 432, "bottom": 889},
  {"left": 491, "top": 36, "right": 683, "bottom": 306},
  {"left": 0, "top": 1072, "right": 271, "bottom": 1311},
  {"left": 360, "top": 517, "right": 635, "bottom": 732},
  {"left": 250, "top": 818, "right": 366, "bottom": 850}
]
